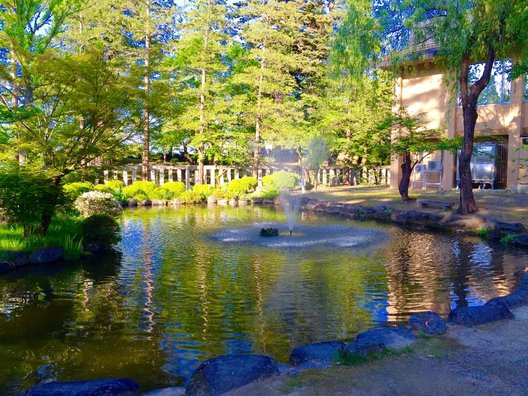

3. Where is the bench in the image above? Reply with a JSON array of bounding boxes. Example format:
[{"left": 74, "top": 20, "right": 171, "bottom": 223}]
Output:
[{"left": 417, "top": 199, "right": 455, "bottom": 210}]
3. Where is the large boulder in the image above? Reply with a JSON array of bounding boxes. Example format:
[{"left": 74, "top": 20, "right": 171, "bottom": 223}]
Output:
[
  {"left": 513, "top": 234, "right": 528, "bottom": 248},
  {"left": 353, "top": 327, "right": 416, "bottom": 351},
  {"left": 485, "top": 287, "right": 528, "bottom": 310},
  {"left": 448, "top": 304, "right": 514, "bottom": 326},
  {"left": 29, "top": 247, "right": 64, "bottom": 265},
  {"left": 21, "top": 378, "right": 139, "bottom": 396},
  {"left": 408, "top": 311, "right": 447, "bottom": 335},
  {"left": 289, "top": 341, "right": 347, "bottom": 367},
  {"left": 186, "top": 354, "right": 279, "bottom": 396}
]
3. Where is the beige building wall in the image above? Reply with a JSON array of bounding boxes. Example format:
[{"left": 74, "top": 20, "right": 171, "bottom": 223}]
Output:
[{"left": 391, "top": 61, "right": 527, "bottom": 190}]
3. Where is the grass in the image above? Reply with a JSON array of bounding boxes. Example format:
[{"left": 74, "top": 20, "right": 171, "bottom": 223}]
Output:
[{"left": 0, "top": 215, "right": 84, "bottom": 260}]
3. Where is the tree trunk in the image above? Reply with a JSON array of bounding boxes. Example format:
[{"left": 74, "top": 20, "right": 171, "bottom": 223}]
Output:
[
  {"left": 142, "top": 2, "right": 151, "bottom": 181},
  {"left": 398, "top": 152, "right": 413, "bottom": 201},
  {"left": 457, "top": 48, "right": 495, "bottom": 214},
  {"left": 253, "top": 54, "right": 265, "bottom": 179},
  {"left": 37, "top": 176, "right": 63, "bottom": 236},
  {"left": 198, "top": 65, "right": 207, "bottom": 184}
]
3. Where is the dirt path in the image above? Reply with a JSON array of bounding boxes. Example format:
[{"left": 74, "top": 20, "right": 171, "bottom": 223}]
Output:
[{"left": 229, "top": 307, "right": 528, "bottom": 396}]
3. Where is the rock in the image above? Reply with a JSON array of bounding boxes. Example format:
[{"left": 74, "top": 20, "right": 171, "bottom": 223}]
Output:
[
  {"left": 289, "top": 341, "right": 347, "bottom": 367},
  {"left": 170, "top": 199, "right": 181, "bottom": 206},
  {"left": 260, "top": 228, "right": 279, "bottom": 237},
  {"left": 408, "top": 311, "right": 447, "bottom": 335},
  {"left": 448, "top": 304, "right": 514, "bottom": 326},
  {"left": 341, "top": 340, "right": 385, "bottom": 358},
  {"left": 29, "top": 247, "right": 64, "bottom": 265},
  {"left": 493, "top": 221, "right": 526, "bottom": 234},
  {"left": 519, "top": 273, "right": 528, "bottom": 290},
  {"left": 207, "top": 196, "right": 217, "bottom": 204},
  {"left": 152, "top": 200, "right": 167, "bottom": 206},
  {"left": 143, "top": 387, "right": 186, "bottom": 396},
  {"left": 354, "top": 327, "right": 416, "bottom": 351},
  {"left": 85, "top": 243, "right": 105, "bottom": 254},
  {"left": 186, "top": 354, "right": 279, "bottom": 396},
  {"left": 140, "top": 200, "right": 152, "bottom": 207},
  {"left": 128, "top": 198, "right": 138, "bottom": 207},
  {"left": 513, "top": 234, "right": 528, "bottom": 248},
  {"left": 21, "top": 378, "right": 139, "bottom": 396},
  {"left": 12, "top": 252, "right": 29, "bottom": 267},
  {"left": 0, "top": 261, "right": 16, "bottom": 274},
  {"left": 485, "top": 289, "right": 528, "bottom": 310}
]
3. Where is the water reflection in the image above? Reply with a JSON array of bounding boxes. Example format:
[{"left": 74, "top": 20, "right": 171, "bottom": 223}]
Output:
[{"left": 0, "top": 206, "right": 527, "bottom": 393}]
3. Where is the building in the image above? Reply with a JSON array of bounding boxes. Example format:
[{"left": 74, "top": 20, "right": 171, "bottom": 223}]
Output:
[{"left": 389, "top": 53, "right": 528, "bottom": 191}]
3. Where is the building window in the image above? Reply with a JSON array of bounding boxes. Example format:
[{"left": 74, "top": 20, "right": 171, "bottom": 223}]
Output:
[{"left": 460, "top": 59, "right": 512, "bottom": 106}]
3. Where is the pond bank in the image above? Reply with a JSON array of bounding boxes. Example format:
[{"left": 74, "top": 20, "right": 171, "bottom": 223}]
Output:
[{"left": 228, "top": 307, "right": 528, "bottom": 395}]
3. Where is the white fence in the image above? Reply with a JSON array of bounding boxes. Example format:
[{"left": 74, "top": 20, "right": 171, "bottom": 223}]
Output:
[{"left": 102, "top": 165, "right": 390, "bottom": 189}]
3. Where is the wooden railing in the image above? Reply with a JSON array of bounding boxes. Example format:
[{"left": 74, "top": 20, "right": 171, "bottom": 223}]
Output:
[{"left": 102, "top": 165, "right": 390, "bottom": 189}]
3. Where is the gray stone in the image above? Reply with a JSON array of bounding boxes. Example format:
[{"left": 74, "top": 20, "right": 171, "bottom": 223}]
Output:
[
  {"left": 128, "top": 198, "right": 138, "bottom": 207},
  {"left": 408, "top": 311, "right": 447, "bottom": 335},
  {"left": 186, "top": 354, "right": 279, "bottom": 396},
  {"left": 21, "top": 378, "right": 139, "bottom": 396},
  {"left": 513, "top": 234, "right": 528, "bottom": 248},
  {"left": 519, "top": 273, "right": 528, "bottom": 290},
  {"left": 143, "top": 387, "right": 186, "bottom": 396},
  {"left": 289, "top": 341, "right": 347, "bottom": 367},
  {"left": 485, "top": 289, "right": 528, "bottom": 310},
  {"left": 448, "top": 304, "right": 514, "bottom": 326},
  {"left": 0, "top": 260, "right": 16, "bottom": 274},
  {"left": 29, "top": 247, "right": 64, "bottom": 265},
  {"left": 140, "top": 200, "right": 152, "bottom": 207},
  {"left": 354, "top": 327, "right": 416, "bottom": 351},
  {"left": 493, "top": 221, "right": 526, "bottom": 234},
  {"left": 12, "top": 252, "right": 29, "bottom": 267}
]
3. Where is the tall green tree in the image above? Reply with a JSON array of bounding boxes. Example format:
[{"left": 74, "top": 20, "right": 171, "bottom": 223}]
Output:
[
  {"left": 335, "top": 0, "right": 528, "bottom": 213},
  {"left": 173, "top": 0, "right": 230, "bottom": 183}
]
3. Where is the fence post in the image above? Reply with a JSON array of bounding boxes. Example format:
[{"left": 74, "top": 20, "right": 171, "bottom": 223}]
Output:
[
  {"left": 185, "top": 166, "right": 191, "bottom": 190},
  {"left": 123, "top": 170, "right": 128, "bottom": 185}
]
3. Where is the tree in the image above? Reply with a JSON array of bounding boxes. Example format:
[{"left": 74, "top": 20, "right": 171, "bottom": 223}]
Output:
[
  {"left": 380, "top": 107, "right": 457, "bottom": 201},
  {"left": 336, "top": 0, "right": 528, "bottom": 213}
]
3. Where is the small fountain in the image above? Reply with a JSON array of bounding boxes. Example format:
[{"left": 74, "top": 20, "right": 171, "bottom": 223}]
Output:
[{"left": 280, "top": 193, "right": 302, "bottom": 235}]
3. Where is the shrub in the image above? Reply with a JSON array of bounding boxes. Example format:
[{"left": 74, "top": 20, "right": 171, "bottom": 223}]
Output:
[
  {"left": 227, "top": 176, "right": 258, "bottom": 197},
  {"left": 74, "top": 191, "right": 122, "bottom": 218},
  {"left": 253, "top": 187, "right": 279, "bottom": 199},
  {"left": 122, "top": 181, "right": 156, "bottom": 199},
  {"left": 150, "top": 188, "right": 173, "bottom": 201},
  {"left": 161, "top": 181, "right": 186, "bottom": 197},
  {"left": 0, "top": 166, "right": 62, "bottom": 237},
  {"left": 262, "top": 171, "right": 300, "bottom": 191},
  {"left": 192, "top": 184, "right": 214, "bottom": 199},
  {"left": 132, "top": 194, "right": 149, "bottom": 202},
  {"left": 63, "top": 182, "right": 94, "bottom": 201},
  {"left": 81, "top": 214, "right": 121, "bottom": 248},
  {"left": 180, "top": 190, "right": 205, "bottom": 204}
]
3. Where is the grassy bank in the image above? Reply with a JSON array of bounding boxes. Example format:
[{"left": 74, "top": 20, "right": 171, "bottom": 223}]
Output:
[{"left": 0, "top": 216, "right": 84, "bottom": 260}]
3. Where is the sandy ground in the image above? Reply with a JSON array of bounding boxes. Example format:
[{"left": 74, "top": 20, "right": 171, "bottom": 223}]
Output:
[
  {"left": 301, "top": 186, "right": 528, "bottom": 227},
  {"left": 228, "top": 306, "right": 528, "bottom": 396}
]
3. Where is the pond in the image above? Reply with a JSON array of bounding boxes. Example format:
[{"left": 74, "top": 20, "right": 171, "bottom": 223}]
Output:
[{"left": 1, "top": 205, "right": 527, "bottom": 393}]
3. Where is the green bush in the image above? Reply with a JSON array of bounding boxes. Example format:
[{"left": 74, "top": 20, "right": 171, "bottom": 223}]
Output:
[
  {"left": 74, "top": 191, "right": 122, "bottom": 218},
  {"left": 179, "top": 190, "right": 205, "bottom": 204},
  {"left": 150, "top": 188, "right": 172, "bottom": 201},
  {"left": 81, "top": 214, "right": 121, "bottom": 248},
  {"left": 0, "top": 166, "right": 63, "bottom": 237},
  {"left": 161, "top": 181, "right": 186, "bottom": 197},
  {"left": 192, "top": 184, "right": 214, "bottom": 199},
  {"left": 227, "top": 176, "right": 258, "bottom": 197},
  {"left": 122, "top": 181, "right": 156, "bottom": 199},
  {"left": 253, "top": 187, "right": 279, "bottom": 199},
  {"left": 262, "top": 171, "right": 300, "bottom": 191},
  {"left": 63, "top": 182, "right": 94, "bottom": 201},
  {"left": 132, "top": 194, "right": 149, "bottom": 202}
]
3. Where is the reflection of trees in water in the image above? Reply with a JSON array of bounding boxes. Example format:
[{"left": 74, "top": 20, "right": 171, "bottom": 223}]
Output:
[{"left": 384, "top": 229, "right": 523, "bottom": 321}]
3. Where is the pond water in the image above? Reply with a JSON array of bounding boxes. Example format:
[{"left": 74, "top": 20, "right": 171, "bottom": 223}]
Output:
[{"left": 1, "top": 205, "right": 527, "bottom": 393}]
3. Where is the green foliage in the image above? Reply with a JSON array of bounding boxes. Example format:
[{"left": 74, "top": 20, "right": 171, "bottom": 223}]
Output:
[
  {"left": 150, "top": 188, "right": 173, "bottom": 201},
  {"left": 0, "top": 166, "right": 62, "bottom": 237},
  {"left": 74, "top": 191, "right": 122, "bottom": 218},
  {"left": 253, "top": 187, "right": 279, "bottom": 199},
  {"left": 262, "top": 171, "right": 300, "bottom": 192},
  {"left": 63, "top": 182, "right": 94, "bottom": 202},
  {"left": 132, "top": 194, "right": 149, "bottom": 202},
  {"left": 122, "top": 181, "right": 157, "bottom": 199},
  {"left": 81, "top": 214, "right": 121, "bottom": 248},
  {"left": 161, "top": 181, "right": 186, "bottom": 198},
  {"left": 179, "top": 190, "right": 205, "bottom": 204},
  {"left": 227, "top": 176, "right": 258, "bottom": 197},
  {"left": 0, "top": 215, "right": 83, "bottom": 259},
  {"left": 192, "top": 184, "right": 214, "bottom": 198}
]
